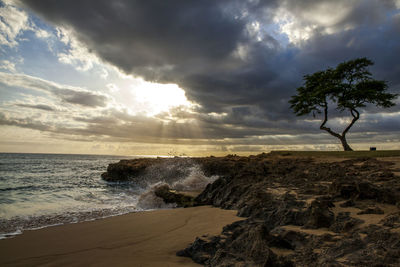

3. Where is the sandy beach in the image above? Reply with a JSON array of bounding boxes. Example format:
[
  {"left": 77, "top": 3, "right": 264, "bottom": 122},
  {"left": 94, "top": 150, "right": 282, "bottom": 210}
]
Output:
[{"left": 0, "top": 206, "right": 241, "bottom": 266}]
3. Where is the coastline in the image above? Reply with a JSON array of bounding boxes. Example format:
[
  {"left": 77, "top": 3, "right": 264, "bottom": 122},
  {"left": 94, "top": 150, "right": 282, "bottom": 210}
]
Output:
[
  {"left": 2, "top": 152, "right": 400, "bottom": 266},
  {"left": 0, "top": 206, "right": 241, "bottom": 266}
]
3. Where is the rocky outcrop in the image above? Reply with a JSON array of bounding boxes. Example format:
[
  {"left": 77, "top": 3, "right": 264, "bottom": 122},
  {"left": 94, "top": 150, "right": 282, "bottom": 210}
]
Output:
[
  {"left": 184, "top": 155, "right": 400, "bottom": 266},
  {"left": 101, "top": 158, "right": 154, "bottom": 182},
  {"left": 154, "top": 184, "right": 195, "bottom": 207},
  {"left": 102, "top": 154, "right": 400, "bottom": 266}
]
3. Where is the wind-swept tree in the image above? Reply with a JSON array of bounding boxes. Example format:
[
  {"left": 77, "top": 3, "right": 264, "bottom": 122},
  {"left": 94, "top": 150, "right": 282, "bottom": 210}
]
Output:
[{"left": 290, "top": 58, "right": 397, "bottom": 151}]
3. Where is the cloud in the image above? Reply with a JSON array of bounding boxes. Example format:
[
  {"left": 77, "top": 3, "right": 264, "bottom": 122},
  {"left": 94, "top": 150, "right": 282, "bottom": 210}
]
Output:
[
  {"left": 0, "top": 72, "right": 109, "bottom": 107},
  {"left": 55, "top": 88, "right": 108, "bottom": 107},
  {"left": 15, "top": 103, "right": 55, "bottom": 111},
  {"left": 0, "top": 112, "right": 52, "bottom": 132},
  {"left": 1, "top": 101, "right": 399, "bottom": 148},
  {"left": 55, "top": 27, "right": 99, "bottom": 71},
  {"left": 0, "top": 60, "right": 16, "bottom": 72},
  {"left": 34, "top": 28, "right": 50, "bottom": 39},
  {"left": 19, "top": 1, "right": 399, "bottom": 110},
  {"left": 273, "top": 0, "right": 397, "bottom": 44},
  {"left": 5, "top": 0, "right": 400, "bottom": 149},
  {"left": 0, "top": 1, "right": 31, "bottom": 47}
]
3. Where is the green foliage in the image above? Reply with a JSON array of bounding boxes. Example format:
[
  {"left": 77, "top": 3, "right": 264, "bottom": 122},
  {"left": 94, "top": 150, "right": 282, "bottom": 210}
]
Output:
[
  {"left": 290, "top": 57, "right": 397, "bottom": 116},
  {"left": 290, "top": 69, "right": 336, "bottom": 116},
  {"left": 289, "top": 57, "right": 398, "bottom": 151}
]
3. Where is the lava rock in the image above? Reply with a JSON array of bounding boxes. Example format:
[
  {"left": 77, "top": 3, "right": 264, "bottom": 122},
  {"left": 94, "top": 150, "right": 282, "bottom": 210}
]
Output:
[
  {"left": 154, "top": 184, "right": 195, "bottom": 207},
  {"left": 357, "top": 206, "right": 384, "bottom": 215},
  {"left": 305, "top": 199, "right": 335, "bottom": 229},
  {"left": 330, "top": 212, "right": 364, "bottom": 233},
  {"left": 102, "top": 154, "right": 400, "bottom": 266}
]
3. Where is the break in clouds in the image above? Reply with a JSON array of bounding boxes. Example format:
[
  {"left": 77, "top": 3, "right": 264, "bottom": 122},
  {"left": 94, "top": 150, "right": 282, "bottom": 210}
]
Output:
[{"left": 1, "top": 0, "right": 400, "bottom": 152}]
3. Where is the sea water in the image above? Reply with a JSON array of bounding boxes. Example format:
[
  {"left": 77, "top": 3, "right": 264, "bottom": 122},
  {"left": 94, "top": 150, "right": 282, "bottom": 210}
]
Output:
[{"left": 0, "top": 153, "right": 217, "bottom": 239}]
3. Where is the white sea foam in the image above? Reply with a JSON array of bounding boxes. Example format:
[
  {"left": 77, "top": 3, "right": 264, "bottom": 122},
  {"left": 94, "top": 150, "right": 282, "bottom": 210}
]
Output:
[
  {"left": 136, "top": 183, "right": 177, "bottom": 210},
  {"left": 172, "top": 165, "right": 218, "bottom": 191},
  {"left": 0, "top": 229, "right": 22, "bottom": 240},
  {"left": 136, "top": 163, "right": 217, "bottom": 210}
]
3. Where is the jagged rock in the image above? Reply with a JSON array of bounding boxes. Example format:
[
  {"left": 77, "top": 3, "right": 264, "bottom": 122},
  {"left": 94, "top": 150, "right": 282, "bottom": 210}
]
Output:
[
  {"left": 347, "top": 226, "right": 400, "bottom": 266},
  {"left": 101, "top": 158, "right": 153, "bottom": 181},
  {"left": 330, "top": 180, "right": 359, "bottom": 199},
  {"left": 357, "top": 206, "right": 384, "bottom": 215},
  {"left": 323, "top": 237, "right": 365, "bottom": 262},
  {"left": 329, "top": 212, "right": 364, "bottom": 233},
  {"left": 176, "top": 237, "right": 219, "bottom": 264},
  {"left": 101, "top": 154, "right": 400, "bottom": 266},
  {"left": 305, "top": 199, "right": 335, "bottom": 229},
  {"left": 178, "top": 219, "right": 293, "bottom": 267},
  {"left": 340, "top": 199, "right": 355, "bottom": 207},
  {"left": 154, "top": 184, "right": 194, "bottom": 207},
  {"left": 380, "top": 212, "right": 400, "bottom": 227},
  {"left": 330, "top": 180, "right": 400, "bottom": 205},
  {"left": 269, "top": 227, "right": 308, "bottom": 250}
]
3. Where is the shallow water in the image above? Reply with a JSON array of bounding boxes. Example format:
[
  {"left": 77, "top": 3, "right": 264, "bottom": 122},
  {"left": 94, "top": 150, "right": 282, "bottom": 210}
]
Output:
[{"left": 0, "top": 153, "right": 216, "bottom": 238}]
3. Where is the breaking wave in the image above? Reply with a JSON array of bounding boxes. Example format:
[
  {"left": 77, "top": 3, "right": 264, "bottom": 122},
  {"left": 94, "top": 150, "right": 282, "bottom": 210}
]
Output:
[
  {"left": 0, "top": 154, "right": 217, "bottom": 239},
  {"left": 136, "top": 158, "right": 218, "bottom": 209}
]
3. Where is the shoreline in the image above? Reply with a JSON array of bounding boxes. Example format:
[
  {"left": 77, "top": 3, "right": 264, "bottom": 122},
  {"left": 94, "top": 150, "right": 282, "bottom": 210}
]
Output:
[
  {"left": 0, "top": 206, "right": 242, "bottom": 266},
  {"left": 0, "top": 189, "right": 204, "bottom": 240},
  {"left": 0, "top": 205, "right": 159, "bottom": 240},
  {"left": 2, "top": 153, "right": 400, "bottom": 266}
]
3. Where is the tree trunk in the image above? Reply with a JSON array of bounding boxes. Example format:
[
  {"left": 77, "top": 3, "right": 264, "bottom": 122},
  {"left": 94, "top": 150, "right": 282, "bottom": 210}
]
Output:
[
  {"left": 319, "top": 104, "right": 357, "bottom": 151},
  {"left": 340, "top": 136, "right": 353, "bottom": 151}
]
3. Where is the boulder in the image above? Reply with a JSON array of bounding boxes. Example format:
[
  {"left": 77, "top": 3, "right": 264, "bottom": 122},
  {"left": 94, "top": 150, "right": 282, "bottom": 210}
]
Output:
[{"left": 154, "top": 184, "right": 195, "bottom": 207}]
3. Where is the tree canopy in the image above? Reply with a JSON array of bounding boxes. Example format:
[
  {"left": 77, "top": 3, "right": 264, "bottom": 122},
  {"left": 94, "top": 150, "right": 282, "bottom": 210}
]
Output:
[{"left": 289, "top": 57, "right": 397, "bottom": 151}]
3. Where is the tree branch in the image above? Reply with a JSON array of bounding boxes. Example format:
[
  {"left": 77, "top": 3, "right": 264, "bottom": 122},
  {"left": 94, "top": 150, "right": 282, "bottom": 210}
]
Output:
[
  {"left": 343, "top": 108, "right": 359, "bottom": 136},
  {"left": 320, "top": 102, "right": 341, "bottom": 139}
]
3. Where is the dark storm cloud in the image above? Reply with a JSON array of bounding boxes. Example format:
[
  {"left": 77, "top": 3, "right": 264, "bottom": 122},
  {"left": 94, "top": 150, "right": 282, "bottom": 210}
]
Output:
[
  {"left": 19, "top": 0, "right": 287, "bottom": 113},
  {"left": 19, "top": 0, "right": 400, "bottom": 141},
  {"left": 21, "top": 0, "right": 249, "bottom": 71}
]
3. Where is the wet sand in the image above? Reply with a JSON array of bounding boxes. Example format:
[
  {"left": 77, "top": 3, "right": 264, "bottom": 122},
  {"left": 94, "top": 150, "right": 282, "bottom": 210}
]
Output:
[{"left": 0, "top": 206, "right": 241, "bottom": 266}]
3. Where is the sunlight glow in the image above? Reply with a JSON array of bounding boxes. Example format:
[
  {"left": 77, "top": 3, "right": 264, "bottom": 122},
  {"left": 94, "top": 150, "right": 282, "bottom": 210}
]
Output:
[{"left": 130, "top": 79, "right": 193, "bottom": 116}]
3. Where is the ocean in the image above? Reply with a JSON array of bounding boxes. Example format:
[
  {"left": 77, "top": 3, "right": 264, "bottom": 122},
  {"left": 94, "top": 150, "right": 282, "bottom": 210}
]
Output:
[{"left": 0, "top": 153, "right": 216, "bottom": 239}]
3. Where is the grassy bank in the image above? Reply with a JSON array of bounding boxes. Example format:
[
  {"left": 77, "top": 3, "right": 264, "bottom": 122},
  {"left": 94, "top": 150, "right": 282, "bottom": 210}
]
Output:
[{"left": 269, "top": 150, "right": 400, "bottom": 158}]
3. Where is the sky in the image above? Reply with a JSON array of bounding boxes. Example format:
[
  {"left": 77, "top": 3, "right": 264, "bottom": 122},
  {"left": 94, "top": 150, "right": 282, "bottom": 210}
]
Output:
[{"left": 0, "top": 0, "right": 399, "bottom": 156}]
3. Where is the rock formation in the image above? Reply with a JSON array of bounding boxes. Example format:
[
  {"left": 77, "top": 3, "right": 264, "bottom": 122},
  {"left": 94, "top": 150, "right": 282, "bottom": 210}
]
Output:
[
  {"left": 102, "top": 153, "right": 400, "bottom": 266},
  {"left": 154, "top": 184, "right": 195, "bottom": 207}
]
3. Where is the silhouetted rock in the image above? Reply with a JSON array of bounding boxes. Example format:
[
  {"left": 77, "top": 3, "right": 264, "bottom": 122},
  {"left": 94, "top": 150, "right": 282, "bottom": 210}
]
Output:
[{"left": 101, "top": 158, "right": 152, "bottom": 181}]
